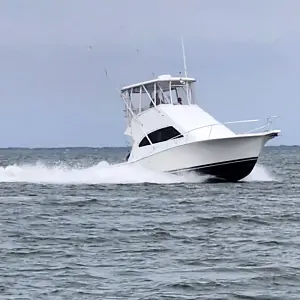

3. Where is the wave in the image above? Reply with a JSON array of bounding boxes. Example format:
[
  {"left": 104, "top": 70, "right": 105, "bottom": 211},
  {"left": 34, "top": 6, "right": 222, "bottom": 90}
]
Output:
[{"left": 0, "top": 161, "right": 275, "bottom": 184}]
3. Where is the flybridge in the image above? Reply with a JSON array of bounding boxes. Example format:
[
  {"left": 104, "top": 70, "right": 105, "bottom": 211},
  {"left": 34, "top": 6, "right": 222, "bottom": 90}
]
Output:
[{"left": 120, "top": 74, "right": 197, "bottom": 124}]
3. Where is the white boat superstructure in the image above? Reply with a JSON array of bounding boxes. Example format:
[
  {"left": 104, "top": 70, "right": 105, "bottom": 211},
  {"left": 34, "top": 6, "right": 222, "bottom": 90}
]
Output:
[{"left": 120, "top": 74, "right": 280, "bottom": 182}]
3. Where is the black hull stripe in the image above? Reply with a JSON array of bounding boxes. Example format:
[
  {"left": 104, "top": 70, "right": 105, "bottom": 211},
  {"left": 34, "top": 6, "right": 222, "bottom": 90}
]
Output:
[{"left": 169, "top": 157, "right": 258, "bottom": 174}]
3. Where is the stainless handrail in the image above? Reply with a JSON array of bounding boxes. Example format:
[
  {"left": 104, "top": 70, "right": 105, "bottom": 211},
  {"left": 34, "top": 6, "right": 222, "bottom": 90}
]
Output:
[
  {"left": 245, "top": 116, "right": 277, "bottom": 133},
  {"left": 169, "top": 118, "right": 262, "bottom": 141}
]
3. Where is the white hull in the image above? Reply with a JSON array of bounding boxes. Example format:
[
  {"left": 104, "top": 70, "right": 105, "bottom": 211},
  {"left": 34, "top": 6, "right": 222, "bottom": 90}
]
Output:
[
  {"left": 119, "top": 73, "right": 280, "bottom": 182},
  {"left": 127, "top": 131, "right": 278, "bottom": 181}
]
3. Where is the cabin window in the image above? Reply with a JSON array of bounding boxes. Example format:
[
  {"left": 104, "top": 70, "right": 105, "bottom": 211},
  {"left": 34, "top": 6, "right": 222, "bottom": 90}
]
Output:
[{"left": 139, "top": 126, "right": 183, "bottom": 147}]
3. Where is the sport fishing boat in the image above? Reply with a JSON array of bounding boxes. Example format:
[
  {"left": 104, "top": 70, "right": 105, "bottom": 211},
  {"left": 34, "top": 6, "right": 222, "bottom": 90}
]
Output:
[{"left": 119, "top": 43, "right": 280, "bottom": 181}]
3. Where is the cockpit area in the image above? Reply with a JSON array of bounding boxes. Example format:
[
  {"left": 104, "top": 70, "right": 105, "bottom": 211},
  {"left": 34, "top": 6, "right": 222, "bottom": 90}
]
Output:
[{"left": 121, "top": 74, "right": 196, "bottom": 123}]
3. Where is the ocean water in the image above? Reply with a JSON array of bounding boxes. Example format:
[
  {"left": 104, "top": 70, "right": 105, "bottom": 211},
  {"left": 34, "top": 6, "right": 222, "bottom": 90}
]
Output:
[{"left": 0, "top": 146, "right": 299, "bottom": 299}]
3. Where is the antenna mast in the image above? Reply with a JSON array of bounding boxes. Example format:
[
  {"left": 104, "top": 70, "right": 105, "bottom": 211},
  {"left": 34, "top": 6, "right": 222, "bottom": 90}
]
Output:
[{"left": 181, "top": 36, "right": 188, "bottom": 77}]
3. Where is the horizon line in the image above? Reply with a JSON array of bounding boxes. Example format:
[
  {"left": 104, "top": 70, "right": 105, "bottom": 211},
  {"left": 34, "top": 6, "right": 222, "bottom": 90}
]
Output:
[{"left": 0, "top": 145, "right": 297, "bottom": 150}]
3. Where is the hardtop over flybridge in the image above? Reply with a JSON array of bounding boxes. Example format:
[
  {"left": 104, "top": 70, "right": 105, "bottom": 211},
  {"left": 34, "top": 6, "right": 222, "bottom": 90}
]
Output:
[{"left": 119, "top": 41, "right": 280, "bottom": 181}]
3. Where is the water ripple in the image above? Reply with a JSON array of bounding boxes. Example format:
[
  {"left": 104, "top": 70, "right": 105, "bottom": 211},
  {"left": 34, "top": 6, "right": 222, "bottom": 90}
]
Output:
[{"left": 0, "top": 147, "right": 299, "bottom": 299}]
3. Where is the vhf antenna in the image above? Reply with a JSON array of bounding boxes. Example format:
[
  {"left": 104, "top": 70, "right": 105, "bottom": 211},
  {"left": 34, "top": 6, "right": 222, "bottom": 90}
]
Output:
[{"left": 181, "top": 36, "right": 188, "bottom": 77}]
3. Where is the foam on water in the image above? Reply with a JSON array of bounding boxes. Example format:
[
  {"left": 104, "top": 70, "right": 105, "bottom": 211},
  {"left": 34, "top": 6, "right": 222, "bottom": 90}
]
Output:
[
  {"left": 0, "top": 161, "right": 275, "bottom": 184},
  {"left": 244, "top": 164, "right": 277, "bottom": 182}
]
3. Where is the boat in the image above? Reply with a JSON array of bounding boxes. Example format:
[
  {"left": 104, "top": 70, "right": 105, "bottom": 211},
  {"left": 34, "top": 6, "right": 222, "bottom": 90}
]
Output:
[{"left": 119, "top": 43, "right": 280, "bottom": 182}]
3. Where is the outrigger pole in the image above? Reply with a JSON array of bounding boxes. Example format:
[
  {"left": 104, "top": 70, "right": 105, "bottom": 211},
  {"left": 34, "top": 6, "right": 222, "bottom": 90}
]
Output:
[
  {"left": 181, "top": 36, "right": 191, "bottom": 104},
  {"left": 181, "top": 36, "right": 188, "bottom": 77}
]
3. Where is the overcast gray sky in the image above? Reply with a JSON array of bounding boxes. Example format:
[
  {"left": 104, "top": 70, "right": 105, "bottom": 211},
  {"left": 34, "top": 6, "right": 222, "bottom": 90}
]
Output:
[{"left": 0, "top": 0, "right": 299, "bottom": 147}]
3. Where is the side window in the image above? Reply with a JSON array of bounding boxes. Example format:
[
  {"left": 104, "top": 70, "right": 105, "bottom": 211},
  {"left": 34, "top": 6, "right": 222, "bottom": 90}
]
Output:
[
  {"left": 139, "top": 136, "right": 151, "bottom": 147},
  {"left": 139, "top": 126, "right": 183, "bottom": 147}
]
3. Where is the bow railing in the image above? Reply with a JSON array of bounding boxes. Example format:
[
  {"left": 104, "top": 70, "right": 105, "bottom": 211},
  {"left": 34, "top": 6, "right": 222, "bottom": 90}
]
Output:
[{"left": 169, "top": 116, "right": 277, "bottom": 141}]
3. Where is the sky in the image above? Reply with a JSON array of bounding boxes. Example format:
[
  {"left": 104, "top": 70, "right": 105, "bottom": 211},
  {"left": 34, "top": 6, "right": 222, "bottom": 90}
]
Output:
[{"left": 0, "top": 0, "right": 299, "bottom": 147}]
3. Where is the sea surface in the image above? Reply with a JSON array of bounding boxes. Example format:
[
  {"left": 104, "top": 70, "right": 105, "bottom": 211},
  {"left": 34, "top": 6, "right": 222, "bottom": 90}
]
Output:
[{"left": 0, "top": 146, "right": 299, "bottom": 299}]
